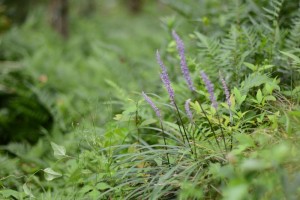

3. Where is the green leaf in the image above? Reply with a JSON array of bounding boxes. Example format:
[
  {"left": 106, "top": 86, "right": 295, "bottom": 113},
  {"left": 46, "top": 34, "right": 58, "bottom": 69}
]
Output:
[
  {"left": 280, "top": 51, "right": 300, "bottom": 64},
  {"left": 233, "top": 87, "right": 247, "bottom": 106},
  {"left": 241, "top": 159, "right": 269, "bottom": 172},
  {"left": 208, "top": 163, "right": 221, "bottom": 176},
  {"left": 241, "top": 73, "right": 272, "bottom": 95},
  {"left": 179, "top": 182, "right": 203, "bottom": 199},
  {"left": 191, "top": 101, "right": 202, "bottom": 114},
  {"left": 23, "top": 183, "right": 35, "bottom": 198},
  {"left": 233, "top": 87, "right": 241, "bottom": 103},
  {"left": 265, "top": 95, "right": 276, "bottom": 101},
  {"left": 96, "top": 182, "right": 111, "bottom": 190},
  {"left": 244, "top": 62, "right": 257, "bottom": 71},
  {"left": 256, "top": 89, "right": 263, "bottom": 104},
  {"left": 258, "top": 64, "right": 274, "bottom": 72},
  {"left": 79, "top": 185, "right": 94, "bottom": 195},
  {"left": 44, "top": 168, "right": 62, "bottom": 181},
  {"left": 235, "top": 134, "right": 255, "bottom": 148},
  {"left": 51, "top": 142, "right": 66, "bottom": 159},
  {"left": 0, "top": 189, "right": 22, "bottom": 199},
  {"left": 89, "top": 189, "right": 101, "bottom": 200},
  {"left": 154, "top": 157, "right": 163, "bottom": 166},
  {"left": 140, "top": 118, "right": 157, "bottom": 127},
  {"left": 292, "top": 86, "right": 300, "bottom": 95},
  {"left": 223, "top": 184, "right": 248, "bottom": 200},
  {"left": 284, "top": 112, "right": 292, "bottom": 135},
  {"left": 268, "top": 143, "right": 290, "bottom": 163},
  {"left": 265, "top": 83, "right": 273, "bottom": 94}
]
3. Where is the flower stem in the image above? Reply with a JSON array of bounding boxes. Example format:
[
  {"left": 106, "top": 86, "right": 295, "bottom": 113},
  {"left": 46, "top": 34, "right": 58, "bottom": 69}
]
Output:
[
  {"left": 160, "top": 121, "right": 170, "bottom": 166},
  {"left": 216, "top": 113, "right": 228, "bottom": 152},
  {"left": 173, "top": 102, "right": 194, "bottom": 155},
  {"left": 192, "top": 92, "right": 222, "bottom": 152}
]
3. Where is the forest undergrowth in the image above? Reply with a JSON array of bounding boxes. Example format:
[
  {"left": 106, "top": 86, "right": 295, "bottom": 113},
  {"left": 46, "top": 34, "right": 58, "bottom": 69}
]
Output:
[{"left": 1, "top": 0, "right": 300, "bottom": 199}]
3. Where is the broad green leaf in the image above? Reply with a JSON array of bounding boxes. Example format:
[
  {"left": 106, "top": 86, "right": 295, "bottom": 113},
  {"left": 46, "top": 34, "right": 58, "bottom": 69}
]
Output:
[
  {"left": 79, "top": 185, "right": 94, "bottom": 195},
  {"left": 96, "top": 182, "right": 111, "bottom": 190},
  {"left": 44, "top": 168, "right": 62, "bottom": 181},
  {"left": 268, "top": 143, "right": 290, "bottom": 163},
  {"left": 240, "top": 95, "right": 247, "bottom": 105},
  {"left": 23, "top": 183, "right": 35, "bottom": 198},
  {"left": 241, "top": 159, "right": 268, "bottom": 172},
  {"left": 233, "top": 87, "right": 241, "bottom": 104},
  {"left": 0, "top": 189, "right": 21, "bottom": 199},
  {"left": 233, "top": 87, "right": 247, "bottom": 106},
  {"left": 264, "top": 83, "right": 273, "bottom": 94},
  {"left": 51, "top": 142, "right": 66, "bottom": 159},
  {"left": 265, "top": 95, "right": 276, "bottom": 101},
  {"left": 89, "top": 189, "right": 101, "bottom": 200},
  {"left": 223, "top": 184, "right": 248, "bottom": 200},
  {"left": 244, "top": 62, "right": 257, "bottom": 71},
  {"left": 235, "top": 133, "right": 255, "bottom": 148}
]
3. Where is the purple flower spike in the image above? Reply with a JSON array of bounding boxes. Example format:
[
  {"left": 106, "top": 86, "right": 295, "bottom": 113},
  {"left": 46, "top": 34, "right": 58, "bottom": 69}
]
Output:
[
  {"left": 219, "top": 72, "right": 231, "bottom": 108},
  {"left": 156, "top": 50, "right": 175, "bottom": 105},
  {"left": 185, "top": 99, "right": 193, "bottom": 122},
  {"left": 200, "top": 71, "right": 218, "bottom": 109},
  {"left": 172, "top": 30, "right": 195, "bottom": 91},
  {"left": 142, "top": 91, "right": 162, "bottom": 120}
]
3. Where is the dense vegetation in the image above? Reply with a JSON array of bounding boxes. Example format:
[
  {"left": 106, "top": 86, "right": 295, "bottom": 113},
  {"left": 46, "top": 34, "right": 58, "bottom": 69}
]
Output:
[{"left": 1, "top": 0, "right": 300, "bottom": 199}]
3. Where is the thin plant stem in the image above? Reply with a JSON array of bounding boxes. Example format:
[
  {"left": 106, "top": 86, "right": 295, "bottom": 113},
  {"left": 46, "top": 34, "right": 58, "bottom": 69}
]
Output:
[
  {"left": 160, "top": 121, "right": 170, "bottom": 166},
  {"left": 173, "top": 102, "right": 194, "bottom": 154},
  {"left": 193, "top": 122, "right": 216, "bottom": 151},
  {"left": 229, "top": 110, "right": 233, "bottom": 151},
  {"left": 190, "top": 123, "right": 198, "bottom": 159},
  {"left": 216, "top": 113, "right": 228, "bottom": 152},
  {"left": 192, "top": 92, "right": 222, "bottom": 152},
  {"left": 200, "top": 103, "right": 221, "bottom": 151},
  {"left": 175, "top": 117, "right": 186, "bottom": 144},
  {"left": 135, "top": 103, "right": 140, "bottom": 146}
]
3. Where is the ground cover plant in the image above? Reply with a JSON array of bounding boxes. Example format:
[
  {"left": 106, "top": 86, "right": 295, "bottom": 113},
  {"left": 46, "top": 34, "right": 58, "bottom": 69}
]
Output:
[{"left": 1, "top": 0, "right": 300, "bottom": 199}]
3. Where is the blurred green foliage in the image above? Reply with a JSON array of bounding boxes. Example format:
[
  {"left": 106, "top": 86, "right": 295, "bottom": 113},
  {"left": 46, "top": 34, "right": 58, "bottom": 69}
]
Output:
[
  {"left": 0, "top": 64, "right": 53, "bottom": 144},
  {"left": 0, "top": 0, "right": 32, "bottom": 32}
]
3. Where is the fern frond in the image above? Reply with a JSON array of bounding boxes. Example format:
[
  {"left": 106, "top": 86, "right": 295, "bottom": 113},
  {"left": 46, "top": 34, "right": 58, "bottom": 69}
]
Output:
[
  {"left": 30, "top": 85, "right": 58, "bottom": 122},
  {"left": 263, "top": 0, "right": 285, "bottom": 22},
  {"left": 286, "top": 6, "right": 300, "bottom": 48},
  {"left": 240, "top": 73, "right": 277, "bottom": 95},
  {"left": 219, "top": 25, "right": 251, "bottom": 84},
  {"left": 105, "top": 79, "right": 128, "bottom": 101},
  {"left": 194, "top": 32, "right": 221, "bottom": 73},
  {"left": 195, "top": 32, "right": 220, "bottom": 58},
  {"left": 241, "top": 26, "right": 259, "bottom": 50}
]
